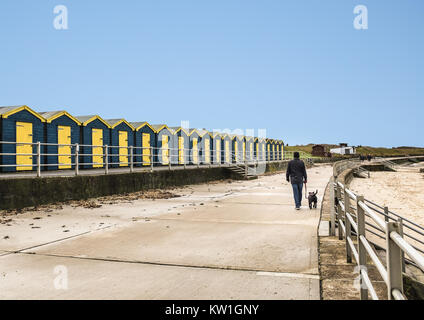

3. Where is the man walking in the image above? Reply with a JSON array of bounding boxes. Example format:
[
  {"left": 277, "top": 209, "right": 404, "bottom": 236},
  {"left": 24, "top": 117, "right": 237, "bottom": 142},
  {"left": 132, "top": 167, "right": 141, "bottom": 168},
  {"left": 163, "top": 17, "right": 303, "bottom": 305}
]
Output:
[{"left": 286, "top": 152, "right": 307, "bottom": 210}]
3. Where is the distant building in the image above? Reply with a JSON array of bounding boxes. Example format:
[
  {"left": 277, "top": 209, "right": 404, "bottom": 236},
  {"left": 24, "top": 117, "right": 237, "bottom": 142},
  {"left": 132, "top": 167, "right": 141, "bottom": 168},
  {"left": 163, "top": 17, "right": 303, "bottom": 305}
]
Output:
[
  {"left": 330, "top": 143, "right": 356, "bottom": 155},
  {"left": 312, "top": 145, "right": 326, "bottom": 157}
]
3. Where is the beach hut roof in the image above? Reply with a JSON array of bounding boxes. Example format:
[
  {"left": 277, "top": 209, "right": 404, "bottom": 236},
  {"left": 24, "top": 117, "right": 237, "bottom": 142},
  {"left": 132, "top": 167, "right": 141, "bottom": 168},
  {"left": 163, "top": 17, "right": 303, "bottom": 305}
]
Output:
[
  {"left": 75, "top": 115, "right": 111, "bottom": 128},
  {"left": 0, "top": 105, "right": 46, "bottom": 122},
  {"left": 196, "top": 129, "right": 212, "bottom": 137},
  {"left": 105, "top": 119, "right": 135, "bottom": 130},
  {"left": 151, "top": 124, "right": 172, "bottom": 133},
  {"left": 169, "top": 127, "right": 190, "bottom": 135},
  {"left": 129, "top": 121, "right": 155, "bottom": 132},
  {"left": 39, "top": 110, "right": 81, "bottom": 125}
]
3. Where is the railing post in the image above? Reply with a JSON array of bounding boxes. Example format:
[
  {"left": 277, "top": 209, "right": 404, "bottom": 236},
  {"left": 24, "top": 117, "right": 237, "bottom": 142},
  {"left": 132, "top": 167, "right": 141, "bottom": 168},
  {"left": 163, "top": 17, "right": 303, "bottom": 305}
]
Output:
[
  {"left": 356, "top": 195, "right": 368, "bottom": 300},
  {"left": 150, "top": 147, "right": 153, "bottom": 172},
  {"left": 104, "top": 145, "right": 109, "bottom": 174},
  {"left": 329, "top": 177, "right": 336, "bottom": 236},
  {"left": 384, "top": 206, "right": 389, "bottom": 222},
  {"left": 36, "top": 141, "right": 41, "bottom": 178},
  {"left": 130, "top": 146, "right": 134, "bottom": 173},
  {"left": 75, "top": 143, "right": 79, "bottom": 176},
  {"left": 386, "top": 221, "right": 404, "bottom": 300},
  {"left": 344, "top": 186, "right": 352, "bottom": 263},
  {"left": 169, "top": 149, "right": 171, "bottom": 171},
  {"left": 184, "top": 148, "right": 187, "bottom": 169},
  {"left": 336, "top": 183, "right": 343, "bottom": 240},
  {"left": 397, "top": 218, "right": 405, "bottom": 273}
]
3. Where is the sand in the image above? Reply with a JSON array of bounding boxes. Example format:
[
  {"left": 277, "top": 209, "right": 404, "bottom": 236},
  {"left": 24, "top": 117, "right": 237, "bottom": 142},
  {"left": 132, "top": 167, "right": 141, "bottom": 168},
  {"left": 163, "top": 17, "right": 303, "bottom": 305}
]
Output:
[{"left": 349, "top": 167, "right": 424, "bottom": 229}]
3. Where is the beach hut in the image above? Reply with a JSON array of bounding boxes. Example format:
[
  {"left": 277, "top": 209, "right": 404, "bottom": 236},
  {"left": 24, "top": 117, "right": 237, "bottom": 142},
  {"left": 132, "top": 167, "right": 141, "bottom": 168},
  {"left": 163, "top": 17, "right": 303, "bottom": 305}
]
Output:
[
  {"left": 266, "top": 139, "right": 272, "bottom": 162},
  {"left": 105, "top": 119, "right": 135, "bottom": 168},
  {"left": 231, "top": 135, "right": 244, "bottom": 163},
  {"left": 75, "top": 115, "right": 111, "bottom": 169},
  {"left": 170, "top": 127, "right": 190, "bottom": 165},
  {"left": 275, "top": 140, "right": 280, "bottom": 160},
  {"left": 131, "top": 121, "right": 156, "bottom": 167},
  {"left": 151, "top": 124, "right": 173, "bottom": 166},
  {"left": 39, "top": 111, "right": 81, "bottom": 171},
  {"left": 0, "top": 106, "right": 46, "bottom": 172},
  {"left": 211, "top": 132, "right": 222, "bottom": 164},
  {"left": 188, "top": 129, "right": 200, "bottom": 165},
  {"left": 254, "top": 137, "right": 265, "bottom": 162},
  {"left": 220, "top": 134, "right": 232, "bottom": 164},
  {"left": 245, "top": 136, "right": 254, "bottom": 162},
  {"left": 197, "top": 129, "right": 212, "bottom": 164},
  {"left": 278, "top": 140, "right": 284, "bottom": 160}
]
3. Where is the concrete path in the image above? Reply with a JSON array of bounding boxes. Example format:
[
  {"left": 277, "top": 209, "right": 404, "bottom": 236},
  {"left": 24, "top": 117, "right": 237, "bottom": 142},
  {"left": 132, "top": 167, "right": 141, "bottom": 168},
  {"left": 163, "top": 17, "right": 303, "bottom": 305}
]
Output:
[{"left": 0, "top": 165, "right": 332, "bottom": 299}]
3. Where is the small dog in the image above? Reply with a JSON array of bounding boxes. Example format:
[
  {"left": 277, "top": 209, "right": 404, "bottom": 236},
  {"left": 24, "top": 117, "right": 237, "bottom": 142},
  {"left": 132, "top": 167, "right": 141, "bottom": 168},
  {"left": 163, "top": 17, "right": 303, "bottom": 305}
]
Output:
[{"left": 308, "top": 190, "right": 318, "bottom": 209}]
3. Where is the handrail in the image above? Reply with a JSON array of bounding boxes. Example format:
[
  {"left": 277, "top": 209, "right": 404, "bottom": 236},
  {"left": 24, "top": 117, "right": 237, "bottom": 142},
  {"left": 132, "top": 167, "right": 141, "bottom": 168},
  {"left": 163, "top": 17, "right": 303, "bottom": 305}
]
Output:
[
  {"left": 0, "top": 140, "right": 287, "bottom": 177},
  {"left": 331, "top": 162, "right": 424, "bottom": 300}
]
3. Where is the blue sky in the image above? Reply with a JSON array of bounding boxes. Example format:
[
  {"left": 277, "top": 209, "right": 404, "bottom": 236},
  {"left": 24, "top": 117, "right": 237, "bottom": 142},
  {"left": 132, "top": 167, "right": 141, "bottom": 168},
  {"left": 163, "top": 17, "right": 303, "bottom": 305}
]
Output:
[{"left": 0, "top": 1, "right": 423, "bottom": 147}]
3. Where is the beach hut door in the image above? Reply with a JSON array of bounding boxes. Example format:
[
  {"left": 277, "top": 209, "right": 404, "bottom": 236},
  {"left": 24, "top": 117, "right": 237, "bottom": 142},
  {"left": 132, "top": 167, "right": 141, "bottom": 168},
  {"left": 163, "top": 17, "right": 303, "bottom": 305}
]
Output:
[
  {"left": 216, "top": 140, "right": 220, "bottom": 163},
  {"left": 119, "top": 131, "right": 128, "bottom": 167},
  {"left": 92, "top": 128, "right": 103, "bottom": 168},
  {"left": 58, "top": 125, "right": 72, "bottom": 169},
  {"left": 142, "top": 133, "right": 150, "bottom": 166},
  {"left": 192, "top": 138, "right": 198, "bottom": 164},
  {"left": 204, "top": 139, "right": 210, "bottom": 163},
  {"left": 179, "top": 136, "right": 184, "bottom": 164},
  {"left": 16, "top": 122, "right": 33, "bottom": 171},
  {"left": 225, "top": 141, "right": 229, "bottom": 163},
  {"left": 267, "top": 144, "right": 270, "bottom": 161},
  {"left": 162, "top": 135, "right": 169, "bottom": 164}
]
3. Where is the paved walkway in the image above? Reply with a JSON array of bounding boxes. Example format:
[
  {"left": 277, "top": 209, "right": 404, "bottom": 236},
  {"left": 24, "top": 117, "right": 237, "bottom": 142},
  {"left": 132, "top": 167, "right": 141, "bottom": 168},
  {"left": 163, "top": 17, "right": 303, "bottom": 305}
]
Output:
[{"left": 0, "top": 165, "right": 332, "bottom": 299}]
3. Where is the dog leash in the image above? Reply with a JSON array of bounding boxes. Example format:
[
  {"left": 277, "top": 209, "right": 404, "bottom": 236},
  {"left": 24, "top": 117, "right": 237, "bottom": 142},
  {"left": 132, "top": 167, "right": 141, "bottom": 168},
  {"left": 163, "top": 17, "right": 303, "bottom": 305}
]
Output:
[{"left": 304, "top": 182, "right": 308, "bottom": 199}]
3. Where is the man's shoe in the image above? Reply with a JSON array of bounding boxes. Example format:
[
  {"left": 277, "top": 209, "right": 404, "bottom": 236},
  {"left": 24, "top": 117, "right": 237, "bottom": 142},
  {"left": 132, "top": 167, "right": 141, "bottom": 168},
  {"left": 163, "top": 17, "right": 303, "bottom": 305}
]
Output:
[{"left": 295, "top": 207, "right": 300, "bottom": 210}]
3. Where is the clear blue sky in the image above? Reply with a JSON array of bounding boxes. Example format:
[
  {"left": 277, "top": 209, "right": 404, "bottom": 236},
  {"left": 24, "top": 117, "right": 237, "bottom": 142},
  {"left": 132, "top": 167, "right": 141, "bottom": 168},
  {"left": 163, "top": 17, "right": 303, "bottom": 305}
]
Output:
[{"left": 0, "top": 1, "right": 423, "bottom": 147}]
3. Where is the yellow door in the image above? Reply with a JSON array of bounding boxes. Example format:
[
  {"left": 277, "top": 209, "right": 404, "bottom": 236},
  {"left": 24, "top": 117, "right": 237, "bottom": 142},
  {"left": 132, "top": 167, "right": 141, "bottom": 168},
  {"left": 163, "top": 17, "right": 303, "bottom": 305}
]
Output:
[
  {"left": 242, "top": 141, "right": 246, "bottom": 161},
  {"left": 216, "top": 140, "right": 221, "bottom": 163},
  {"left": 16, "top": 122, "right": 33, "bottom": 171},
  {"left": 225, "top": 140, "right": 229, "bottom": 163},
  {"left": 256, "top": 143, "right": 259, "bottom": 160},
  {"left": 234, "top": 142, "right": 238, "bottom": 162},
  {"left": 267, "top": 145, "right": 270, "bottom": 161},
  {"left": 142, "top": 133, "right": 150, "bottom": 166},
  {"left": 92, "top": 128, "right": 103, "bottom": 168},
  {"left": 58, "top": 125, "right": 71, "bottom": 169},
  {"left": 272, "top": 145, "right": 275, "bottom": 160},
  {"left": 192, "top": 138, "right": 198, "bottom": 164},
  {"left": 119, "top": 131, "right": 128, "bottom": 167},
  {"left": 162, "top": 135, "right": 169, "bottom": 164},
  {"left": 179, "top": 136, "right": 184, "bottom": 164},
  {"left": 262, "top": 144, "right": 265, "bottom": 161},
  {"left": 204, "top": 139, "right": 210, "bottom": 163}
]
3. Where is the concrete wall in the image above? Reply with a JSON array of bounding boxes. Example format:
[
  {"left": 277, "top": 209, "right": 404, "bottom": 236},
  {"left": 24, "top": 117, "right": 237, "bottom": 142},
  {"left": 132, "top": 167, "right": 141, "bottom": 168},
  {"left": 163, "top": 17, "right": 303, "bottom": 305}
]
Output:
[{"left": 0, "top": 161, "right": 295, "bottom": 210}]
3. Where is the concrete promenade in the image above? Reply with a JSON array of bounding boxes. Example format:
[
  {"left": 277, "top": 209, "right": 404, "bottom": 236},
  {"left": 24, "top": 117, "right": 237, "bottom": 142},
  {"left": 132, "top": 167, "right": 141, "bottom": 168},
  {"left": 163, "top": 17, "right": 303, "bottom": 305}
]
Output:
[{"left": 0, "top": 165, "right": 332, "bottom": 299}]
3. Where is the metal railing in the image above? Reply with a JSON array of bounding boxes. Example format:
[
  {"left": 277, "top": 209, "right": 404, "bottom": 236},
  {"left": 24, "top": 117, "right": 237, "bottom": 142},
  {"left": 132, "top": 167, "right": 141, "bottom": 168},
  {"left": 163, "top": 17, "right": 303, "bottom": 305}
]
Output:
[
  {"left": 0, "top": 140, "right": 286, "bottom": 177},
  {"left": 331, "top": 179, "right": 424, "bottom": 300}
]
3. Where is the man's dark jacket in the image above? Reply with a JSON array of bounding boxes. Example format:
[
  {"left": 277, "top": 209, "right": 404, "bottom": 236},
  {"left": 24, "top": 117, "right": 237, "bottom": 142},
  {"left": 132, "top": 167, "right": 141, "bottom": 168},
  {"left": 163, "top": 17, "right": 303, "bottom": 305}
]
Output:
[{"left": 286, "top": 159, "right": 307, "bottom": 184}]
